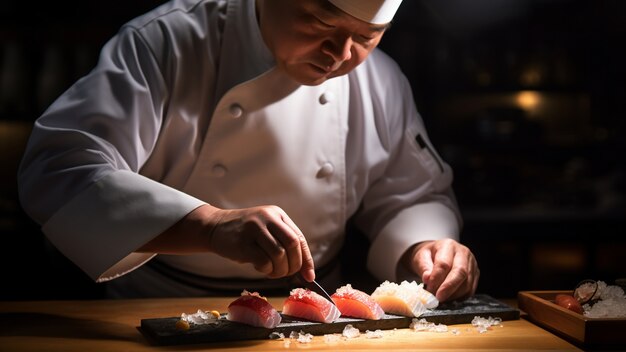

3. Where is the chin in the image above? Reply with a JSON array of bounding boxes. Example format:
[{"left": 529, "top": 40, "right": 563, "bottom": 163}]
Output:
[
  {"left": 281, "top": 64, "right": 332, "bottom": 86},
  {"left": 284, "top": 72, "right": 326, "bottom": 86},
  {"left": 299, "top": 76, "right": 329, "bottom": 86}
]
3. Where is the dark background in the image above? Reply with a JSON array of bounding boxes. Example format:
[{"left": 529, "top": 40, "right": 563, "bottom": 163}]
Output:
[{"left": 1, "top": 0, "right": 624, "bottom": 300}]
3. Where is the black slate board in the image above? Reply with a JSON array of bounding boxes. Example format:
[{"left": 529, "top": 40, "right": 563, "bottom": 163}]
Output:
[{"left": 140, "top": 294, "right": 519, "bottom": 346}]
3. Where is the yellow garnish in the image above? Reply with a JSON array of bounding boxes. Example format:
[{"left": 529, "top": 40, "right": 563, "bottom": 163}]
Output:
[{"left": 175, "top": 319, "right": 190, "bottom": 330}]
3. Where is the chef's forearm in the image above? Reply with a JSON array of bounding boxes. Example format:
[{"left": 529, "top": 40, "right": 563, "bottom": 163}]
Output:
[{"left": 136, "top": 204, "right": 220, "bottom": 253}]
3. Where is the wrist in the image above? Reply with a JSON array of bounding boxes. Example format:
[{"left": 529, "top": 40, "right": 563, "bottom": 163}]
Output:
[{"left": 188, "top": 204, "right": 224, "bottom": 251}]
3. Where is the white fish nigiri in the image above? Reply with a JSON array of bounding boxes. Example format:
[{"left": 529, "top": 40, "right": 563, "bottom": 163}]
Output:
[
  {"left": 410, "top": 281, "right": 439, "bottom": 309},
  {"left": 371, "top": 280, "right": 438, "bottom": 317}
]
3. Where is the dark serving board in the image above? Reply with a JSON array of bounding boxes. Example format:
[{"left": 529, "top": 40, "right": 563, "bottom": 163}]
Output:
[{"left": 140, "top": 294, "right": 518, "bottom": 346}]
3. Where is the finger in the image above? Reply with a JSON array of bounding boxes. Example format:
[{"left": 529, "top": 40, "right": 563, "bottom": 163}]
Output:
[
  {"left": 268, "top": 219, "right": 302, "bottom": 277},
  {"left": 279, "top": 212, "right": 315, "bottom": 281},
  {"left": 436, "top": 250, "right": 473, "bottom": 302},
  {"left": 446, "top": 255, "right": 478, "bottom": 302},
  {"left": 471, "top": 258, "right": 480, "bottom": 295},
  {"left": 445, "top": 277, "right": 473, "bottom": 302},
  {"left": 253, "top": 259, "right": 273, "bottom": 276},
  {"left": 254, "top": 226, "right": 289, "bottom": 278},
  {"left": 426, "top": 244, "right": 455, "bottom": 294},
  {"left": 465, "top": 253, "right": 479, "bottom": 296},
  {"left": 299, "top": 234, "right": 316, "bottom": 281},
  {"left": 450, "top": 259, "right": 478, "bottom": 301}
]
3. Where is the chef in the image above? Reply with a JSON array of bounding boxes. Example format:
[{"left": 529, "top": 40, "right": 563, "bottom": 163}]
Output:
[{"left": 18, "top": 0, "right": 479, "bottom": 301}]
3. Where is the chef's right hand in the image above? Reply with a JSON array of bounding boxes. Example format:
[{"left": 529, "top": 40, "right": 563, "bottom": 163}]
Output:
[{"left": 204, "top": 204, "right": 316, "bottom": 281}]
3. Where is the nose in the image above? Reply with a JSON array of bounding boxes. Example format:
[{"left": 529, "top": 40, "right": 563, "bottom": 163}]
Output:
[{"left": 321, "top": 32, "right": 353, "bottom": 64}]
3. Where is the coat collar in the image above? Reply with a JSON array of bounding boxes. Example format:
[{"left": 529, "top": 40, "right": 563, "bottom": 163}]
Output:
[{"left": 213, "top": 0, "right": 276, "bottom": 105}]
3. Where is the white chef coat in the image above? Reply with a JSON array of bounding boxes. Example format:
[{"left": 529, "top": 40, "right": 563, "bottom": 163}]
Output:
[{"left": 18, "top": 0, "right": 461, "bottom": 296}]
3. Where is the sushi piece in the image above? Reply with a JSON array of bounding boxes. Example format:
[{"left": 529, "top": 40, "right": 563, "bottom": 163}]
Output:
[
  {"left": 227, "top": 290, "right": 282, "bottom": 328},
  {"left": 331, "top": 284, "right": 385, "bottom": 320},
  {"left": 414, "top": 282, "right": 439, "bottom": 309},
  {"left": 282, "top": 288, "right": 341, "bottom": 323},
  {"left": 371, "top": 280, "right": 438, "bottom": 317}
]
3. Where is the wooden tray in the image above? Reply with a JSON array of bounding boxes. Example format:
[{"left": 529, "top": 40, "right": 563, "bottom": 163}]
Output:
[
  {"left": 518, "top": 290, "right": 626, "bottom": 348},
  {"left": 141, "top": 294, "right": 518, "bottom": 345}
]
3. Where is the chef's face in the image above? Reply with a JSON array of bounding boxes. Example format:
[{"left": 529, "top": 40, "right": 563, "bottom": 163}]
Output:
[{"left": 256, "top": 0, "right": 388, "bottom": 86}]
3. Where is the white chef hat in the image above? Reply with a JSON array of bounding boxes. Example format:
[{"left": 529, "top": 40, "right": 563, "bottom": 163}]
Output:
[{"left": 327, "top": 0, "right": 403, "bottom": 25}]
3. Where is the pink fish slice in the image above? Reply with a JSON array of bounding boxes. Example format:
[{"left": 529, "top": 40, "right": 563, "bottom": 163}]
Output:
[
  {"left": 282, "top": 288, "right": 341, "bottom": 323},
  {"left": 227, "top": 290, "right": 282, "bottom": 329},
  {"left": 331, "top": 284, "right": 385, "bottom": 320},
  {"left": 289, "top": 272, "right": 336, "bottom": 305}
]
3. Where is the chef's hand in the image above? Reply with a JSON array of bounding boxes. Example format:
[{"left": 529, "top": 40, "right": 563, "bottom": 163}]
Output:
[
  {"left": 402, "top": 239, "right": 479, "bottom": 302},
  {"left": 138, "top": 204, "right": 316, "bottom": 281},
  {"left": 205, "top": 205, "right": 316, "bottom": 281}
]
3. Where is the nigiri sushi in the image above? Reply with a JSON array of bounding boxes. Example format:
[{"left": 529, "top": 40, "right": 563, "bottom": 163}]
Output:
[
  {"left": 331, "top": 284, "right": 385, "bottom": 320},
  {"left": 413, "top": 281, "right": 439, "bottom": 309},
  {"left": 282, "top": 288, "right": 341, "bottom": 323},
  {"left": 227, "top": 290, "right": 282, "bottom": 328},
  {"left": 371, "top": 280, "right": 438, "bottom": 317}
]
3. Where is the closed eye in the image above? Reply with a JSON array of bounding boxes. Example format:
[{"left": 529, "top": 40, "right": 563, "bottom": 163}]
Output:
[{"left": 314, "top": 17, "right": 335, "bottom": 29}]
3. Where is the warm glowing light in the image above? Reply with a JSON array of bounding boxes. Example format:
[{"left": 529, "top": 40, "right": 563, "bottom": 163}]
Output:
[{"left": 516, "top": 90, "right": 541, "bottom": 111}]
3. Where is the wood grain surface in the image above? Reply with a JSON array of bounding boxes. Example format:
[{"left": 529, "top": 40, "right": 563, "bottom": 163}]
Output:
[{"left": 0, "top": 296, "right": 583, "bottom": 351}]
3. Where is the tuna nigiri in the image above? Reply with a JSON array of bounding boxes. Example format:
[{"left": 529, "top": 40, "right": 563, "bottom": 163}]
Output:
[
  {"left": 227, "top": 290, "right": 282, "bottom": 328},
  {"left": 371, "top": 280, "right": 438, "bottom": 317},
  {"left": 331, "top": 284, "right": 385, "bottom": 320},
  {"left": 282, "top": 288, "right": 341, "bottom": 323}
]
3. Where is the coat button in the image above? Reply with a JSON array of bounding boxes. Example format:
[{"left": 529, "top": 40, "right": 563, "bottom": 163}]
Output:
[
  {"left": 211, "top": 164, "right": 227, "bottom": 177},
  {"left": 316, "top": 162, "right": 335, "bottom": 178},
  {"left": 229, "top": 103, "right": 243, "bottom": 118},
  {"left": 319, "top": 91, "right": 335, "bottom": 105}
]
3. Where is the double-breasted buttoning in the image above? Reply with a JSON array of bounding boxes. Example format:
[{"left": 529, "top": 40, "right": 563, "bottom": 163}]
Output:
[
  {"left": 211, "top": 164, "right": 228, "bottom": 178},
  {"left": 319, "top": 91, "right": 335, "bottom": 105},
  {"left": 178, "top": 67, "right": 349, "bottom": 278},
  {"left": 317, "top": 162, "right": 335, "bottom": 178},
  {"left": 228, "top": 103, "right": 244, "bottom": 118}
]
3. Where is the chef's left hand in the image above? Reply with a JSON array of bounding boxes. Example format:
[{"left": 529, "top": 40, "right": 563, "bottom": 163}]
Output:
[{"left": 403, "top": 239, "right": 479, "bottom": 302}]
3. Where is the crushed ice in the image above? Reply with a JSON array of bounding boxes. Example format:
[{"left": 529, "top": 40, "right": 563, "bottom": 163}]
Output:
[
  {"left": 342, "top": 324, "right": 361, "bottom": 338},
  {"left": 471, "top": 316, "right": 502, "bottom": 333},
  {"left": 410, "top": 318, "right": 448, "bottom": 332},
  {"left": 269, "top": 315, "right": 508, "bottom": 346},
  {"left": 297, "top": 332, "right": 314, "bottom": 343},
  {"left": 268, "top": 332, "right": 285, "bottom": 340},
  {"left": 284, "top": 330, "right": 313, "bottom": 344},
  {"left": 365, "top": 329, "right": 384, "bottom": 339},
  {"left": 180, "top": 309, "right": 220, "bottom": 325},
  {"left": 582, "top": 281, "right": 626, "bottom": 318}
]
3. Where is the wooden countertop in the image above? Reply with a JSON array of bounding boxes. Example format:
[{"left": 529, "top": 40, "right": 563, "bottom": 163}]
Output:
[{"left": 0, "top": 297, "right": 582, "bottom": 351}]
